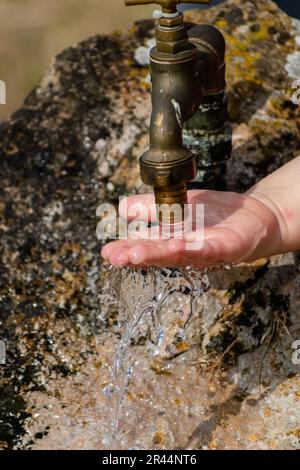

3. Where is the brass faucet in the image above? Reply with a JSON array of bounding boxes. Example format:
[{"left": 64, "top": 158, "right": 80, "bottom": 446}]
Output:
[{"left": 125, "top": 0, "right": 231, "bottom": 224}]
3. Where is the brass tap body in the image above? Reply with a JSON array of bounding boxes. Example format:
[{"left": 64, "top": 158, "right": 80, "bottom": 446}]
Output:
[{"left": 125, "top": 1, "right": 212, "bottom": 224}]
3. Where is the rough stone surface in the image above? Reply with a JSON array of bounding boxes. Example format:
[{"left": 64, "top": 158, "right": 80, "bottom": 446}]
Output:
[{"left": 0, "top": 0, "right": 300, "bottom": 450}]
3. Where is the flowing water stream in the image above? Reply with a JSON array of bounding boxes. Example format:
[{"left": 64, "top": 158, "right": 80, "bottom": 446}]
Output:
[{"left": 100, "top": 266, "right": 211, "bottom": 448}]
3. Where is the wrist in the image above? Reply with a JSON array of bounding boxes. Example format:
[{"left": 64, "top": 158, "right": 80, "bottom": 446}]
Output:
[{"left": 245, "top": 190, "right": 289, "bottom": 259}]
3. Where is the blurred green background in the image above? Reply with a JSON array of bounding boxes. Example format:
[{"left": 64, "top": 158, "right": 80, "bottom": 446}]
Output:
[{"left": 0, "top": 0, "right": 154, "bottom": 119}]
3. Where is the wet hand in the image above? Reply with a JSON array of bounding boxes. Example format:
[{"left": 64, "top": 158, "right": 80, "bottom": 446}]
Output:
[{"left": 101, "top": 189, "right": 283, "bottom": 268}]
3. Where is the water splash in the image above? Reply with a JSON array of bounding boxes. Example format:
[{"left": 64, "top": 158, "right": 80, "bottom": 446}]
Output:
[{"left": 100, "top": 266, "right": 210, "bottom": 448}]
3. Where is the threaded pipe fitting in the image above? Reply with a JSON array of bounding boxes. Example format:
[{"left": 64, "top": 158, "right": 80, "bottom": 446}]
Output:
[{"left": 154, "top": 183, "right": 188, "bottom": 225}]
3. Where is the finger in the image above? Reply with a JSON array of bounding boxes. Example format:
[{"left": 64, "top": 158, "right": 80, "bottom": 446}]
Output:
[
  {"left": 105, "top": 244, "right": 131, "bottom": 267},
  {"left": 103, "top": 238, "right": 218, "bottom": 269},
  {"left": 169, "top": 238, "right": 213, "bottom": 268},
  {"left": 126, "top": 238, "right": 213, "bottom": 268},
  {"left": 101, "top": 240, "right": 137, "bottom": 263},
  {"left": 127, "top": 240, "right": 172, "bottom": 266}
]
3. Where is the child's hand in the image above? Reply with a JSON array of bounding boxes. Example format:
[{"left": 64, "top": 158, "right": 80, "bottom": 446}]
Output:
[{"left": 101, "top": 189, "right": 283, "bottom": 268}]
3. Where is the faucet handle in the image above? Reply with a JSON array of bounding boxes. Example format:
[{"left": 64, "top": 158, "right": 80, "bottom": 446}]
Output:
[{"left": 125, "top": 1, "right": 211, "bottom": 15}]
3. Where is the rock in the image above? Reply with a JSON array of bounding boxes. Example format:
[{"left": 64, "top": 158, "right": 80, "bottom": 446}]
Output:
[{"left": 0, "top": 0, "right": 300, "bottom": 450}]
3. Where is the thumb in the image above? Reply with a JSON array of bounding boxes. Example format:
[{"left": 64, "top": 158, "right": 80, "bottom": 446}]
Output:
[{"left": 119, "top": 194, "right": 157, "bottom": 222}]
